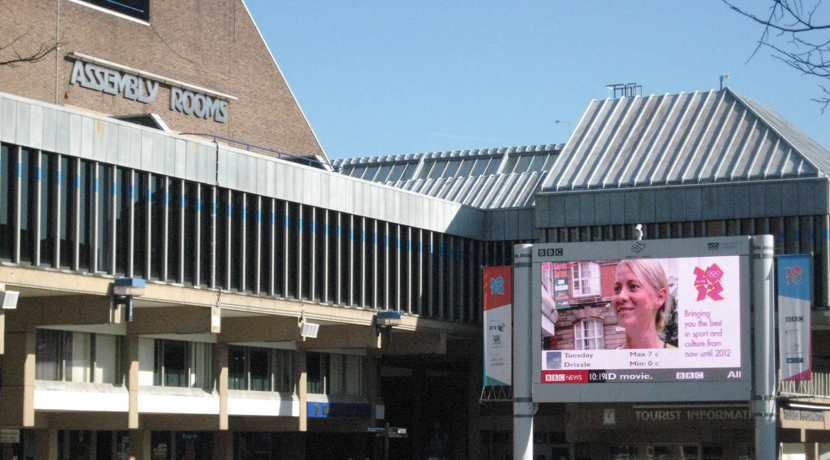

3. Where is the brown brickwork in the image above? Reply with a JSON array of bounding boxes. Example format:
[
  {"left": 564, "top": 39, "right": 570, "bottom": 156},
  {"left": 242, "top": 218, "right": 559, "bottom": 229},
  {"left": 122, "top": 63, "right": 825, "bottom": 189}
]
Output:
[{"left": 0, "top": 0, "right": 327, "bottom": 161}]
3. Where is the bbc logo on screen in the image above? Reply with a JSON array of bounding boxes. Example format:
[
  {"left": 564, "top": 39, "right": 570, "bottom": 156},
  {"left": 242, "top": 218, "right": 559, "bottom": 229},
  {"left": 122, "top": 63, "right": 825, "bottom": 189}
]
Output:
[
  {"left": 538, "top": 248, "right": 564, "bottom": 257},
  {"left": 676, "top": 372, "right": 704, "bottom": 380}
]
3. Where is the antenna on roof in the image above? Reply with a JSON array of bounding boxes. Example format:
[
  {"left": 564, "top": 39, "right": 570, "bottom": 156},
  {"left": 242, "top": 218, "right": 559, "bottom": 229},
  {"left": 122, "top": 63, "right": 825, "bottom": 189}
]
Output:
[
  {"left": 720, "top": 74, "right": 730, "bottom": 91},
  {"left": 606, "top": 83, "right": 642, "bottom": 99}
]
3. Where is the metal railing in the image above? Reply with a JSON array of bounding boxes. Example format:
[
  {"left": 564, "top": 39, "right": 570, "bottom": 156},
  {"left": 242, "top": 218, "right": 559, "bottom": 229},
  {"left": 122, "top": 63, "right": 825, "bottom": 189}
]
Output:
[
  {"left": 778, "top": 369, "right": 830, "bottom": 398},
  {"left": 179, "top": 133, "right": 340, "bottom": 172}
]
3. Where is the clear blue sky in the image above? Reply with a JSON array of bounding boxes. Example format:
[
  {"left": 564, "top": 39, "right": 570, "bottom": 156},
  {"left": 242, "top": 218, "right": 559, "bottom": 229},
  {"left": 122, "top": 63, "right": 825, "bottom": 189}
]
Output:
[{"left": 244, "top": 1, "right": 830, "bottom": 160}]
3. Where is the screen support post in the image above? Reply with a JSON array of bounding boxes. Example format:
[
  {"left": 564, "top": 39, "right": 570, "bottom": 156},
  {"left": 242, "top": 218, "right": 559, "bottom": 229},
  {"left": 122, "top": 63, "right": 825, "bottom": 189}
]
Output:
[
  {"left": 513, "top": 244, "right": 534, "bottom": 460},
  {"left": 751, "top": 235, "right": 776, "bottom": 459}
]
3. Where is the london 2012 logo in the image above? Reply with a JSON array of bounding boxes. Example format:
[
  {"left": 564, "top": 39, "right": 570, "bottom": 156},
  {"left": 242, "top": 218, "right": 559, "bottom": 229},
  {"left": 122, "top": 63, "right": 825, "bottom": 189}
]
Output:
[
  {"left": 786, "top": 265, "right": 803, "bottom": 285},
  {"left": 693, "top": 263, "right": 724, "bottom": 301},
  {"left": 490, "top": 276, "right": 505, "bottom": 295}
]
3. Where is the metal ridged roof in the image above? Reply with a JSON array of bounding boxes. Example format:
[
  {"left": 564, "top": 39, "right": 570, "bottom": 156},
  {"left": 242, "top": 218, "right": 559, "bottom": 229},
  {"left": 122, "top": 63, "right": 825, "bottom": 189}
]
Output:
[
  {"left": 386, "top": 171, "right": 544, "bottom": 209},
  {"left": 541, "top": 89, "right": 828, "bottom": 192}
]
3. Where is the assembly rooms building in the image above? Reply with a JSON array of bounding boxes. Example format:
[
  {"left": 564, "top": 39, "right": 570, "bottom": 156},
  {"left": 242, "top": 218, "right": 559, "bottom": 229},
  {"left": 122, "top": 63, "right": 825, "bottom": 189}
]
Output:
[{"left": 3, "top": 1, "right": 830, "bottom": 459}]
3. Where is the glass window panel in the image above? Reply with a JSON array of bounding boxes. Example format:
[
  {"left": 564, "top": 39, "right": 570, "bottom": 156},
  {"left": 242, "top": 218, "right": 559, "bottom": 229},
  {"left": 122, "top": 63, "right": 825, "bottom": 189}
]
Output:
[
  {"left": 184, "top": 182, "right": 199, "bottom": 286},
  {"left": 97, "top": 164, "right": 113, "bottom": 273},
  {"left": 457, "top": 159, "right": 474, "bottom": 177},
  {"left": 167, "top": 180, "right": 183, "bottom": 283},
  {"left": 231, "top": 192, "right": 245, "bottom": 291},
  {"left": 514, "top": 155, "right": 533, "bottom": 173},
  {"left": 94, "top": 334, "right": 119, "bottom": 384},
  {"left": 80, "top": 0, "right": 150, "bottom": 21},
  {"left": 300, "top": 205, "right": 313, "bottom": 300},
  {"left": 442, "top": 161, "right": 460, "bottom": 178},
  {"left": 245, "top": 194, "right": 258, "bottom": 293},
  {"left": 216, "top": 189, "right": 230, "bottom": 289},
  {"left": 527, "top": 154, "right": 546, "bottom": 172},
  {"left": 273, "top": 349, "right": 293, "bottom": 393},
  {"left": 249, "top": 348, "right": 270, "bottom": 391},
  {"left": 0, "top": 144, "right": 13, "bottom": 260},
  {"left": 134, "top": 172, "right": 149, "bottom": 278},
  {"left": 200, "top": 185, "right": 213, "bottom": 289},
  {"left": 471, "top": 159, "right": 488, "bottom": 176},
  {"left": 287, "top": 202, "right": 300, "bottom": 299},
  {"left": 59, "top": 156, "right": 76, "bottom": 270},
  {"left": 20, "top": 148, "right": 35, "bottom": 263},
  {"left": 162, "top": 340, "right": 187, "bottom": 388},
  {"left": 229, "top": 346, "right": 246, "bottom": 390},
  {"left": 400, "top": 164, "right": 417, "bottom": 181},
  {"left": 68, "top": 332, "right": 92, "bottom": 383},
  {"left": 387, "top": 165, "right": 405, "bottom": 182},
  {"left": 329, "top": 353, "right": 343, "bottom": 395},
  {"left": 115, "top": 168, "right": 131, "bottom": 276},
  {"left": 148, "top": 175, "right": 164, "bottom": 279},
  {"left": 428, "top": 162, "right": 446, "bottom": 179},
  {"left": 190, "top": 342, "right": 211, "bottom": 389},
  {"left": 306, "top": 352, "right": 325, "bottom": 394},
  {"left": 260, "top": 198, "right": 273, "bottom": 295},
  {"left": 40, "top": 152, "right": 56, "bottom": 266},
  {"left": 345, "top": 355, "right": 362, "bottom": 396},
  {"left": 36, "top": 329, "right": 60, "bottom": 381},
  {"left": 363, "top": 166, "right": 379, "bottom": 181},
  {"left": 485, "top": 157, "right": 502, "bottom": 175},
  {"left": 138, "top": 338, "right": 155, "bottom": 386},
  {"left": 376, "top": 165, "right": 393, "bottom": 182}
]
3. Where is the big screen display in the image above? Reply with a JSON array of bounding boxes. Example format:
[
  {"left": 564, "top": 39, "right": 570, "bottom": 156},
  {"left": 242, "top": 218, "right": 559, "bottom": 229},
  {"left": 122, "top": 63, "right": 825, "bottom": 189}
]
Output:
[
  {"left": 531, "top": 237, "right": 752, "bottom": 403},
  {"left": 541, "top": 256, "right": 741, "bottom": 384}
]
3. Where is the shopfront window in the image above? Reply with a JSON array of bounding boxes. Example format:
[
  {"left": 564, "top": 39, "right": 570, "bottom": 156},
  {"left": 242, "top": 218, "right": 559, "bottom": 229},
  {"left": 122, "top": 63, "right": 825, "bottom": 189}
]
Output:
[
  {"left": 307, "top": 352, "right": 363, "bottom": 396},
  {"left": 228, "top": 346, "right": 294, "bottom": 393},
  {"left": 35, "top": 330, "right": 122, "bottom": 384}
]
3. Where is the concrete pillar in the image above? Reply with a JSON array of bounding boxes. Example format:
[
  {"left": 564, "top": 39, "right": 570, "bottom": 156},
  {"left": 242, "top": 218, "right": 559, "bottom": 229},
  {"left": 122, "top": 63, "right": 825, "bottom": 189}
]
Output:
[
  {"left": 33, "top": 429, "right": 58, "bottom": 460},
  {"left": 513, "top": 245, "right": 533, "bottom": 460},
  {"left": 127, "top": 334, "right": 140, "bottom": 429},
  {"left": 296, "top": 349, "right": 307, "bottom": 432},
  {"left": 213, "top": 431, "right": 233, "bottom": 460},
  {"left": 217, "top": 342, "right": 229, "bottom": 430},
  {"left": 0, "top": 331, "right": 35, "bottom": 427},
  {"left": 129, "top": 429, "right": 151, "bottom": 460}
]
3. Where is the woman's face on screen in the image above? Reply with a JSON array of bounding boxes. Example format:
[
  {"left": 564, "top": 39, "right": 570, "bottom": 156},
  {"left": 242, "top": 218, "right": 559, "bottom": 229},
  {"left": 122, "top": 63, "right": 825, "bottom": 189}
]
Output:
[{"left": 613, "top": 265, "right": 665, "bottom": 331}]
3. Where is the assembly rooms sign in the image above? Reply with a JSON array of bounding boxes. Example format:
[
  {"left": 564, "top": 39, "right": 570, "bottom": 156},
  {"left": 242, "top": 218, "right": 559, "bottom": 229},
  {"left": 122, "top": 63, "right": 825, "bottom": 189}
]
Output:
[{"left": 69, "top": 55, "right": 231, "bottom": 123}]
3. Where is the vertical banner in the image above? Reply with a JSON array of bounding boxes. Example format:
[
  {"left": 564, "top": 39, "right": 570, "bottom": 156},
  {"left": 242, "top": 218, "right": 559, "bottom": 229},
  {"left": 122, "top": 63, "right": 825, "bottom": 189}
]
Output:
[
  {"left": 777, "top": 254, "right": 812, "bottom": 381},
  {"left": 483, "top": 266, "right": 512, "bottom": 386}
]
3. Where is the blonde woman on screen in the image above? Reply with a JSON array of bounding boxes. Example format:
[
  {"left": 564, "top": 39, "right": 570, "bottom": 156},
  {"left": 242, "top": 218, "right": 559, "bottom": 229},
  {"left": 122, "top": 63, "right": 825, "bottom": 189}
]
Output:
[{"left": 613, "top": 259, "right": 675, "bottom": 349}]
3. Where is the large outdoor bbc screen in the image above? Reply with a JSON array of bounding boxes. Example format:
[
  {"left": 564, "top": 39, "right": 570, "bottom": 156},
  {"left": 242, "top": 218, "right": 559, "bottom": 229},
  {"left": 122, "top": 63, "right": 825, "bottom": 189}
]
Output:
[{"left": 531, "top": 237, "right": 752, "bottom": 403}]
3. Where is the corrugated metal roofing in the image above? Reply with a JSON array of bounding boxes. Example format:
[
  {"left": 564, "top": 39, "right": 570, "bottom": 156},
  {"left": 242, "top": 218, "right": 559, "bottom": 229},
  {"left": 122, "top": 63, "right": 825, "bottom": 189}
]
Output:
[
  {"left": 386, "top": 171, "right": 545, "bottom": 209},
  {"left": 334, "top": 144, "right": 563, "bottom": 208},
  {"left": 541, "top": 88, "right": 829, "bottom": 192}
]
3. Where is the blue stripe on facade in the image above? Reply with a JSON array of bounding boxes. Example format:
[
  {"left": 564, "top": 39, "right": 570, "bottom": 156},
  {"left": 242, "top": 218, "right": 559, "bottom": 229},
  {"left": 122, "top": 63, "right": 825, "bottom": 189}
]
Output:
[
  {"left": 337, "top": 226, "right": 342, "bottom": 238},
  {"left": 257, "top": 209, "right": 261, "bottom": 223},
  {"left": 130, "top": 185, "right": 135, "bottom": 200},
  {"left": 57, "top": 172, "right": 62, "bottom": 186},
  {"left": 227, "top": 204, "right": 232, "bottom": 217},
  {"left": 17, "top": 163, "right": 21, "bottom": 178},
  {"left": 37, "top": 167, "right": 41, "bottom": 182},
  {"left": 271, "top": 213, "right": 276, "bottom": 226},
  {"left": 362, "top": 230, "right": 366, "bottom": 243},
  {"left": 299, "top": 218, "right": 303, "bottom": 230},
  {"left": 113, "top": 182, "right": 118, "bottom": 196},
  {"left": 197, "top": 198, "right": 202, "bottom": 212},
  {"left": 94, "top": 178, "right": 99, "bottom": 193},
  {"left": 180, "top": 195, "right": 185, "bottom": 209},
  {"left": 165, "top": 191, "right": 169, "bottom": 206},
  {"left": 285, "top": 215, "right": 289, "bottom": 228},
  {"left": 212, "top": 201, "right": 217, "bottom": 215},
  {"left": 312, "top": 221, "right": 316, "bottom": 233},
  {"left": 76, "top": 175, "right": 81, "bottom": 189},
  {"left": 242, "top": 207, "right": 247, "bottom": 220}
]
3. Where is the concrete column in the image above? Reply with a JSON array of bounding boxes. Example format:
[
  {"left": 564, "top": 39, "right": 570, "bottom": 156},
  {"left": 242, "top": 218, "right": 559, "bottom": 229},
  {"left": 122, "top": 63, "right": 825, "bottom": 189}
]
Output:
[
  {"left": 0, "top": 331, "right": 35, "bottom": 427},
  {"left": 751, "top": 235, "right": 776, "bottom": 460},
  {"left": 33, "top": 429, "right": 58, "bottom": 460},
  {"left": 127, "top": 334, "right": 140, "bottom": 429},
  {"left": 296, "top": 349, "right": 307, "bottom": 432},
  {"left": 129, "top": 429, "right": 151, "bottom": 460},
  {"left": 467, "top": 348, "right": 483, "bottom": 460},
  {"left": 213, "top": 430, "right": 233, "bottom": 460},
  {"left": 217, "top": 341, "right": 229, "bottom": 430},
  {"left": 512, "top": 244, "right": 533, "bottom": 460}
]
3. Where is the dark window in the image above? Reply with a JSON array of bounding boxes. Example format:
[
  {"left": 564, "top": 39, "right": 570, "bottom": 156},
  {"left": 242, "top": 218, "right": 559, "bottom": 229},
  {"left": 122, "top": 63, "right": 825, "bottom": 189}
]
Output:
[
  {"left": 231, "top": 192, "right": 244, "bottom": 292},
  {"left": 80, "top": 0, "right": 150, "bottom": 21},
  {"left": 184, "top": 182, "right": 199, "bottom": 286},
  {"left": 306, "top": 352, "right": 328, "bottom": 394},
  {"left": 167, "top": 179, "right": 183, "bottom": 283},
  {"left": 115, "top": 168, "right": 131, "bottom": 276},
  {"left": 273, "top": 200, "right": 286, "bottom": 297},
  {"left": 286, "top": 203, "right": 299, "bottom": 299},
  {"left": 228, "top": 345, "right": 246, "bottom": 390},
  {"left": 20, "top": 148, "right": 35, "bottom": 264},
  {"left": 300, "top": 205, "right": 313, "bottom": 300},
  {"left": 216, "top": 189, "right": 230, "bottom": 289},
  {"left": 159, "top": 340, "right": 187, "bottom": 388},
  {"left": 199, "top": 185, "right": 212, "bottom": 288},
  {"left": 364, "top": 219, "right": 376, "bottom": 308},
  {"left": 260, "top": 198, "right": 274, "bottom": 295},
  {"left": 97, "top": 164, "right": 113, "bottom": 273},
  {"left": 78, "top": 160, "right": 94, "bottom": 271},
  {"left": 59, "top": 156, "right": 76, "bottom": 269},
  {"left": 0, "top": 144, "right": 13, "bottom": 260},
  {"left": 150, "top": 175, "right": 165, "bottom": 280},
  {"left": 249, "top": 348, "right": 269, "bottom": 391},
  {"left": 134, "top": 172, "right": 149, "bottom": 278},
  {"left": 40, "top": 152, "right": 56, "bottom": 267},
  {"left": 245, "top": 194, "right": 258, "bottom": 293}
]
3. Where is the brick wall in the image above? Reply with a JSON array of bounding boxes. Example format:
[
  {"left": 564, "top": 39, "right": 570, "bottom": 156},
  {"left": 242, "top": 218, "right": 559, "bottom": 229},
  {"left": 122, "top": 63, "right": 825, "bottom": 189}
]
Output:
[{"left": 0, "top": 0, "right": 326, "bottom": 161}]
